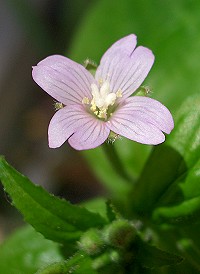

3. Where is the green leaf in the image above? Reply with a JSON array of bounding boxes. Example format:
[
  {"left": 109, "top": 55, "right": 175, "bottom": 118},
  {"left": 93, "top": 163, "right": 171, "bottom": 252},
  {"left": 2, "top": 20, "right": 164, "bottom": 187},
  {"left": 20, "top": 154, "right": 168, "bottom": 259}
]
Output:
[
  {"left": 137, "top": 241, "right": 183, "bottom": 269},
  {"left": 0, "top": 226, "right": 63, "bottom": 274},
  {"left": 36, "top": 252, "right": 97, "bottom": 274},
  {"left": 0, "top": 157, "right": 108, "bottom": 244},
  {"left": 152, "top": 158, "right": 200, "bottom": 224},
  {"left": 105, "top": 200, "right": 119, "bottom": 222},
  {"left": 82, "top": 197, "right": 108, "bottom": 220},
  {"left": 132, "top": 94, "right": 200, "bottom": 221},
  {"left": 82, "top": 198, "right": 120, "bottom": 223}
]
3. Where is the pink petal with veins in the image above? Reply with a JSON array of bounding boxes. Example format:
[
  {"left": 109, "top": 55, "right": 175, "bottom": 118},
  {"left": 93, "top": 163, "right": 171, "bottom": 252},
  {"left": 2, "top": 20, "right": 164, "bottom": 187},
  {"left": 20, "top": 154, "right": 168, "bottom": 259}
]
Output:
[
  {"left": 32, "top": 55, "right": 95, "bottom": 105},
  {"left": 107, "top": 96, "right": 174, "bottom": 145},
  {"left": 48, "top": 105, "right": 110, "bottom": 150}
]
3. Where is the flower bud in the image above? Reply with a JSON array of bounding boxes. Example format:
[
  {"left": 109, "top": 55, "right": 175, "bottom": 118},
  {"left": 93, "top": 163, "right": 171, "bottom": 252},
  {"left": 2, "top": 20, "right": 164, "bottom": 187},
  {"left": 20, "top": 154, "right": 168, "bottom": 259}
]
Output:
[
  {"left": 78, "top": 229, "right": 104, "bottom": 256},
  {"left": 103, "top": 220, "right": 136, "bottom": 249}
]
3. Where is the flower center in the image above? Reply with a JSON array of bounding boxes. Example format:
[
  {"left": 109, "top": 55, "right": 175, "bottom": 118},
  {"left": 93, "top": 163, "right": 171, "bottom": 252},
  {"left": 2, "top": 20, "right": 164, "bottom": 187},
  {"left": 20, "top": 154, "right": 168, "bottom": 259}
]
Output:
[{"left": 82, "top": 81, "right": 122, "bottom": 120}]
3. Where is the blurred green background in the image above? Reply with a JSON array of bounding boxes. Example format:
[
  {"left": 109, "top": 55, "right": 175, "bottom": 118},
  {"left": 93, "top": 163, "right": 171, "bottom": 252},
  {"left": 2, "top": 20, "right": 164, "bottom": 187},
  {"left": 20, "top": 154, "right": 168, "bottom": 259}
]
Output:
[{"left": 1, "top": 0, "right": 200, "bottom": 243}]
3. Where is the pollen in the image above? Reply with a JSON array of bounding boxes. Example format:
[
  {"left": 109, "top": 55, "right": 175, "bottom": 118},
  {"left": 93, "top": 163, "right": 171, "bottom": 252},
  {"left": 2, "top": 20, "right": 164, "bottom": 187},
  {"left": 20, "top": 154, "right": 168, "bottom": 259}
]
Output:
[
  {"left": 82, "top": 97, "right": 90, "bottom": 105},
  {"left": 98, "top": 78, "right": 103, "bottom": 86},
  {"left": 116, "top": 89, "right": 122, "bottom": 98},
  {"left": 54, "top": 102, "right": 63, "bottom": 110}
]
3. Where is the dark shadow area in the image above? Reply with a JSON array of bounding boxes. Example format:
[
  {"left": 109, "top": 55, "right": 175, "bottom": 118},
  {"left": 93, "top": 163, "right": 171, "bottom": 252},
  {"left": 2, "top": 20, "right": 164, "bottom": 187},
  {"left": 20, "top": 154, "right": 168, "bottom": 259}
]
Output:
[{"left": 0, "top": 0, "right": 101, "bottom": 241}]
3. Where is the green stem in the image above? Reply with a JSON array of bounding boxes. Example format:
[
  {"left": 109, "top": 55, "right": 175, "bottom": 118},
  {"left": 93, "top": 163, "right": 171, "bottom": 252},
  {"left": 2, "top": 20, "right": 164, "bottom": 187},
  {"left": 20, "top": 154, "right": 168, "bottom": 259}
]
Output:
[{"left": 102, "top": 143, "right": 132, "bottom": 183}]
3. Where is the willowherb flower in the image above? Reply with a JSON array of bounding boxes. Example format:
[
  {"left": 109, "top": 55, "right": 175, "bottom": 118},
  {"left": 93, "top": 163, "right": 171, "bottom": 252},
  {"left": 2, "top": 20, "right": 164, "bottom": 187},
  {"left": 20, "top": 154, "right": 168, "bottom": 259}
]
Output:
[{"left": 32, "top": 34, "right": 174, "bottom": 150}]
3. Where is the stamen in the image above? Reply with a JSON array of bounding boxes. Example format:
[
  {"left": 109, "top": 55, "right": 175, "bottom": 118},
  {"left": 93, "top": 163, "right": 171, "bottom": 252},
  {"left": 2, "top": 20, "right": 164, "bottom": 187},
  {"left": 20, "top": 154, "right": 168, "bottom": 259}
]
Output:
[
  {"left": 116, "top": 89, "right": 122, "bottom": 98},
  {"left": 90, "top": 99, "right": 97, "bottom": 111},
  {"left": 107, "top": 131, "right": 121, "bottom": 144},
  {"left": 54, "top": 102, "right": 63, "bottom": 110},
  {"left": 98, "top": 78, "right": 103, "bottom": 86},
  {"left": 84, "top": 58, "right": 97, "bottom": 70},
  {"left": 82, "top": 97, "right": 90, "bottom": 104},
  {"left": 98, "top": 109, "right": 107, "bottom": 119},
  {"left": 83, "top": 81, "right": 123, "bottom": 120}
]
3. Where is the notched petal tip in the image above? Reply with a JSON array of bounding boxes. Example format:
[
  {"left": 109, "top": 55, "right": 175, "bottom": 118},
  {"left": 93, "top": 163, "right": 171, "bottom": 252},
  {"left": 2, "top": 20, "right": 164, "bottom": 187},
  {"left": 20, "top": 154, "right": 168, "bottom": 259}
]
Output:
[
  {"left": 131, "top": 46, "right": 155, "bottom": 67},
  {"left": 99, "top": 33, "right": 138, "bottom": 63}
]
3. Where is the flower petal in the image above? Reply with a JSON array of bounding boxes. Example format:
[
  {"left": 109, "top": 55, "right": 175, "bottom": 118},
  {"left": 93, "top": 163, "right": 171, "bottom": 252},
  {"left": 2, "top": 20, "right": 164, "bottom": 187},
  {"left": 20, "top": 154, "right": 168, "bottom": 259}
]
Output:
[
  {"left": 96, "top": 42, "right": 154, "bottom": 100},
  {"left": 126, "top": 96, "right": 174, "bottom": 133},
  {"left": 32, "top": 55, "right": 95, "bottom": 105},
  {"left": 48, "top": 105, "right": 110, "bottom": 150},
  {"left": 68, "top": 118, "right": 110, "bottom": 150},
  {"left": 95, "top": 34, "right": 137, "bottom": 85},
  {"left": 113, "top": 47, "right": 154, "bottom": 99},
  {"left": 107, "top": 96, "right": 174, "bottom": 145},
  {"left": 48, "top": 105, "right": 87, "bottom": 148},
  {"left": 99, "top": 34, "right": 137, "bottom": 63}
]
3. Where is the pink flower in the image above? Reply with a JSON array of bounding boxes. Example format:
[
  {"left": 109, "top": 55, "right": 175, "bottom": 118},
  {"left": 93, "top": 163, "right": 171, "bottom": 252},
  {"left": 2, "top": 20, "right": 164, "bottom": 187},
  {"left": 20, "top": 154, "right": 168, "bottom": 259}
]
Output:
[{"left": 32, "top": 34, "right": 174, "bottom": 150}]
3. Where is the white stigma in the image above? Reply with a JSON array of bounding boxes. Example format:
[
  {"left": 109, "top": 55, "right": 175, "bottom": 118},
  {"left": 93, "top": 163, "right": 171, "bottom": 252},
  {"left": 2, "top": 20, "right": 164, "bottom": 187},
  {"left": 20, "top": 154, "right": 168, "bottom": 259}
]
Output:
[
  {"left": 82, "top": 81, "right": 122, "bottom": 119},
  {"left": 91, "top": 81, "right": 116, "bottom": 118},
  {"left": 91, "top": 81, "right": 116, "bottom": 109}
]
